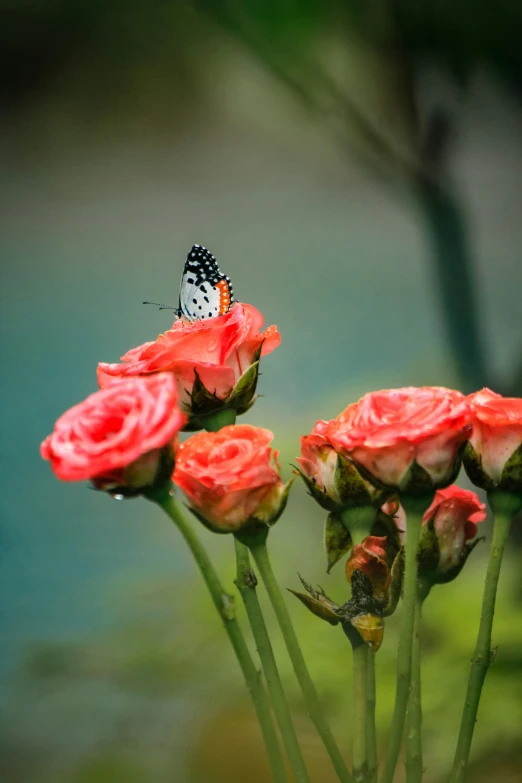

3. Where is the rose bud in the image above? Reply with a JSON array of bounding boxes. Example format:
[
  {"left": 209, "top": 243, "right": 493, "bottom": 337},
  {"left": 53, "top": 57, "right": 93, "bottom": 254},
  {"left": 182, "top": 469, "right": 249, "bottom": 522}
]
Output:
[
  {"left": 463, "top": 387, "right": 522, "bottom": 492},
  {"left": 297, "top": 420, "right": 392, "bottom": 511},
  {"left": 387, "top": 486, "right": 486, "bottom": 588},
  {"left": 344, "top": 536, "right": 404, "bottom": 650},
  {"left": 326, "top": 386, "right": 472, "bottom": 495},
  {"left": 173, "top": 425, "right": 292, "bottom": 533},
  {"left": 345, "top": 536, "right": 391, "bottom": 606},
  {"left": 40, "top": 374, "right": 186, "bottom": 497},
  {"left": 97, "top": 303, "right": 280, "bottom": 430}
]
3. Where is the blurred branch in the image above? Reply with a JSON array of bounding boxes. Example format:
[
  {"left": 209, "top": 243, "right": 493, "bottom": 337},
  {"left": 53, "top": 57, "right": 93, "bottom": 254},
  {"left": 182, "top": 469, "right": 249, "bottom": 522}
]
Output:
[{"left": 202, "top": 0, "right": 491, "bottom": 391}]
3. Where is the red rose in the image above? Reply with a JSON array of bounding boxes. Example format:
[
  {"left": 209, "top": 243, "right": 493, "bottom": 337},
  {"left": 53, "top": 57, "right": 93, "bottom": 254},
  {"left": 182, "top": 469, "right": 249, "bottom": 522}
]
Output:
[
  {"left": 464, "top": 387, "right": 522, "bottom": 490},
  {"left": 41, "top": 373, "right": 185, "bottom": 494},
  {"left": 97, "top": 303, "right": 280, "bottom": 423},
  {"left": 345, "top": 535, "right": 391, "bottom": 603},
  {"left": 326, "top": 386, "right": 471, "bottom": 494},
  {"left": 173, "top": 425, "right": 290, "bottom": 532}
]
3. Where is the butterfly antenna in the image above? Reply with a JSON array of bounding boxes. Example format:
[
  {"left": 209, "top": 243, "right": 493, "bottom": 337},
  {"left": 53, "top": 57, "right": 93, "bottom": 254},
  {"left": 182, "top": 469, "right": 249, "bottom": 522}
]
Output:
[{"left": 143, "top": 301, "right": 178, "bottom": 311}]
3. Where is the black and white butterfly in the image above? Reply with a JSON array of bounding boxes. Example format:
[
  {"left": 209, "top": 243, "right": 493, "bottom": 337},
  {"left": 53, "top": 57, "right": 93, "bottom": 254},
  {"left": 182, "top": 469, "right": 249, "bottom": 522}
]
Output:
[{"left": 144, "top": 245, "right": 235, "bottom": 322}]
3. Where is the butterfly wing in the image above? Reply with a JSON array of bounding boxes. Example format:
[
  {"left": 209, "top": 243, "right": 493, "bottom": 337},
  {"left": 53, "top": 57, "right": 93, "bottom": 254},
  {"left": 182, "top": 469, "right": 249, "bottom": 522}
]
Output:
[{"left": 179, "top": 245, "right": 234, "bottom": 321}]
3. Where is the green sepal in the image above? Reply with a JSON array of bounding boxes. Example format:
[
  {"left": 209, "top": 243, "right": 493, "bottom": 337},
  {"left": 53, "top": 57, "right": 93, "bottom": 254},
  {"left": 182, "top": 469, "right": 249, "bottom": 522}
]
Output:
[
  {"left": 294, "top": 466, "right": 336, "bottom": 511},
  {"left": 227, "top": 360, "right": 260, "bottom": 414},
  {"left": 288, "top": 575, "right": 342, "bottom": 625},
  {"left": 188, "top": 369, "right": 225, "bottom": 418},
  {"left": 324, "top": 512, "right": 352, "bottom": 573},
  {"left": 184, "top": 504, "right": 232, "bottom": 535},
  {"left": 417, "top": 515, "right": 441, "bottom": 575},
  {"left": 334, "top": 454, "right": 373, "bottom": 507},
  {"left": 433, "top": 536, "right": 485, "bottom": 585},
  {"left": 465, "top": 441, "right": 522, "bottom": 493},
  {"left": 261, "top": 476, "right": 295, "bottom": 527}
]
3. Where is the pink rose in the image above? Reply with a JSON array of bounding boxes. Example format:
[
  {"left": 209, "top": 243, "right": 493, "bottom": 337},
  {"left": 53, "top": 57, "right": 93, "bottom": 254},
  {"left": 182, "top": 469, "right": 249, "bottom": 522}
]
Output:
[
  {"left": 41, "top": 374, "right": 185, "bottom": 495},
  {"left": 173, "top": 425, "right": 290, "bottom": 532},
  {"left": 97, "top": 303, "right": 280, "bottom": 425},
  {"left": 464, "top": 387, "right": 522, "bottom": 490},
  {"left": 326, "top": 386, "right": 472, "bottom": 493}
]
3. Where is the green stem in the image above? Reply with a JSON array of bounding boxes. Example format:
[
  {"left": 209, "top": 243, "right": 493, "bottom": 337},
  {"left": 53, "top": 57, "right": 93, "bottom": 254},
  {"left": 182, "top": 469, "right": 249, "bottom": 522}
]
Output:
[
  {"left": 340, "top": 506, "right": 377, "bottom": 546},
  {"left": 405, "top": 594, "right": 425, "bottom": 783},
  {"left": 202, "top": 407, "right": 237, "bottom": 431},
  {"left": 366, "top": 651, "right": 378, "bottom": 783},
  {"left": 380, "top": 493, "right": 433, "bottom": 783},
  {"left": 234, "top": 539, "right": 310, "bottom": 783},
  {"left": 247, "top": 535, "right": 355, "bottom": 783},
  {"left": 450, "top": 490, "right": 522, "bottom": 783},
  {"left": 342, "top": 508, "right": 376, "bottom": 783},
  {"left": 150, "top": 489, "right": 286, "bottom": 783},
  {"left": 352, "top": 642, "right": 368, "bottom": 782}
]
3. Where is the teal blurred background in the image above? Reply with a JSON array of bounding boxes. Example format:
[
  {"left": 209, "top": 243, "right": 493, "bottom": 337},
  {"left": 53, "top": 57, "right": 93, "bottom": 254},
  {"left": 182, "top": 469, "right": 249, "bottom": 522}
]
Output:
[{"left": 1, "top": 2, "right": 522, "bottom": 781}]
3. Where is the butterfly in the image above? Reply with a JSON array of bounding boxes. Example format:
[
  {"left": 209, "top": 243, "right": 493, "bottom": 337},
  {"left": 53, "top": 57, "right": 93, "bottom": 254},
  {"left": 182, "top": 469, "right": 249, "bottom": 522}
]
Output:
[{"left": 144, "top": 245, "right": 235, "bottom": 322}]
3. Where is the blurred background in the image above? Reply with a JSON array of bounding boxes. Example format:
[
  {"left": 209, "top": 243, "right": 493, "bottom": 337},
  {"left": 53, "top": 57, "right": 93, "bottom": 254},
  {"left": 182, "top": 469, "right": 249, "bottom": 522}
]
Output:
[{"left": 1, "top": 1, "right": 522, "bottom": 781}]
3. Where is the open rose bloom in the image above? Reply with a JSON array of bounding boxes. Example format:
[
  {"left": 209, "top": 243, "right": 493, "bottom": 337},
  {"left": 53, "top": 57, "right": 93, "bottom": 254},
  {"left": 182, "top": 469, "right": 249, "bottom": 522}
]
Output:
[
  {"left": 464, "top": 387, "right": 522, "bottom": 491},
  {"left": 97, "top": 303, "right": 280, "bottom": 428},
  {"left": 326, "top": 386, "right": 472, "bottom": 495},
  {"left": 173, "top": 425, "right": 291, "bottom": 533},
  {"left": 41, "top": 374, "right": 186, "bottom": 496}
]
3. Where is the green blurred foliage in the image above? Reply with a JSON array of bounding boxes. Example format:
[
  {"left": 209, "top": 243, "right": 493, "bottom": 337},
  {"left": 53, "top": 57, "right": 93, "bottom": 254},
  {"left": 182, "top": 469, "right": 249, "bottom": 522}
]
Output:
[{"left": 7, "top": 490, "right": 522, "bottom": 782}]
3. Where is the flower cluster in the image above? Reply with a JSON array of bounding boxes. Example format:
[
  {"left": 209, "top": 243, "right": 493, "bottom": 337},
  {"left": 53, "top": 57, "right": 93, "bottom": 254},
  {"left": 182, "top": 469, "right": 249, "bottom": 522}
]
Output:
[{"left": 41, "top": 302, "right": 282, "bottom": 502}]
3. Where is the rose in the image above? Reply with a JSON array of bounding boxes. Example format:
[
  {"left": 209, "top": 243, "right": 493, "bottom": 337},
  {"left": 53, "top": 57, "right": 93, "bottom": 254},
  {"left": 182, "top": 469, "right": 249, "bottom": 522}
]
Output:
[
  {"left": 97, "top": 303, "right": 280, "bottom": 426},
  {"left": 297, "top": 420, "right": 337, "bottom": 501},
  {"left": 41, "top": 373, "right": 185, "bottom": 495},
  {"left": 173, "top": 425, "right": 290, "bottom": 532},
  {"left": 326, "top": 386, "right": 472, "bottom": 494},
  {"left": 463, "top": 387, "right": 522, "bottom": 491},
  {"left": 385, "top": 485, "right": 486, "bottom": 584},
  {"left": 297, "top": 420, "right": 392, "bottom": 511}
]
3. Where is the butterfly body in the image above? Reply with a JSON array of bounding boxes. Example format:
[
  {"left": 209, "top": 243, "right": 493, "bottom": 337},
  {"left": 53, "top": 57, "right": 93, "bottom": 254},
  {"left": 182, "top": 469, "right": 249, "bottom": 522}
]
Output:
[{"left": 144, "top": 244, "right": 235, "bottom": 322}]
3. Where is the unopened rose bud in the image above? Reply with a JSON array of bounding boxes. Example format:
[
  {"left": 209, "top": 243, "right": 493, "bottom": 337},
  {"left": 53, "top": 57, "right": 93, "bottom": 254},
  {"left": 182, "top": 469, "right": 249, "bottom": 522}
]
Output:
[
  {"left": 40, "top": 374, "right": 186, "bottom": 497},
  {"left": 418, "top": 485, "right": 486, "bottom": 585},
  {"left": 386, "top": 485, "right": 486, "bottom": 588},
  {"left": 173, "top": 425, "right": 292, "bottom": 533}
]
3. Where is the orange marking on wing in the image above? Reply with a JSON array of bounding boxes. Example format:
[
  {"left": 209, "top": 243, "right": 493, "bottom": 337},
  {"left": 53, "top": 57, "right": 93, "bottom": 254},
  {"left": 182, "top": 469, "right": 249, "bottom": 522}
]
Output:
[{"left": 216, "top": 279, "right": 232, "bottom": 314}]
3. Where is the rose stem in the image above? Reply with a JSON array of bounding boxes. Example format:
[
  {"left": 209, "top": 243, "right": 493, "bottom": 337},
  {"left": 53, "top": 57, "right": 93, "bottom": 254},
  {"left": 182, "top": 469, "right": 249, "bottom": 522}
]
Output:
[
  {"left": 352, "top": 642, "right": 368, "bottom": 782},
  {"left": 341, "top": 508, "right": 377, "bottom": 783},
  {"left": 202, "top": 407, "right": 237, "bottom": 431},
  {"left": 450, "top": 490, "right": 522, "bottom": 783},
  {"left": 244, "top": 530, "right": 355, "bottom": 783},
  {"left": 405, "top": 584, "right": 428, "bottom": 783},
  {"left": 148, "top": 486, "right": 287, "bottom": 783},
  {"left": 366, "top": 652, "right": 378, "bottom": 783},
  {"left": 234, "top": 539, "right": 311, "bottom": 783},
  {"left": 380, "top": 493, "right": 433, "bottom": 783}
]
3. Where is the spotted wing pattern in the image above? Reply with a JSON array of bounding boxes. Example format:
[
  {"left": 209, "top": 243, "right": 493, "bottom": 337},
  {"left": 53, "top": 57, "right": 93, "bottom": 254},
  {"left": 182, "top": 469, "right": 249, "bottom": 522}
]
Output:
[{"left": 178, "top": 245, "right": 234, "bottom": 321}]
